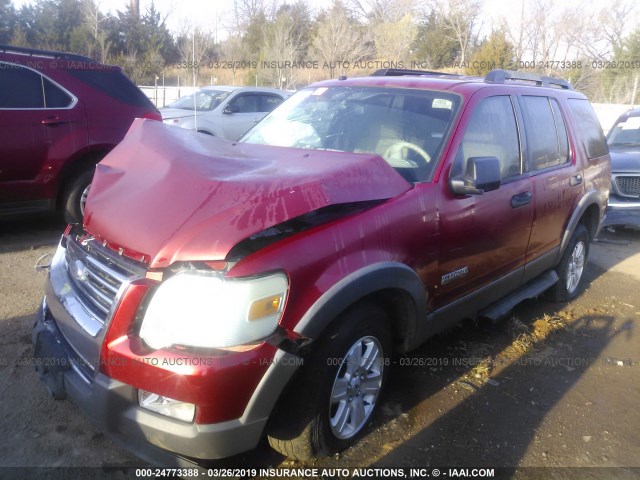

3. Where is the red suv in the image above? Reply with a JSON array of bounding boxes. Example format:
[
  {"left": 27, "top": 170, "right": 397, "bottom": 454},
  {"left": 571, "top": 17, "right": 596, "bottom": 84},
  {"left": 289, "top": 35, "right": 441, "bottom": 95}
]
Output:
[
  {"left": 0, "top": 45, "right": 161, "bottom": 222},
  {"left": 34, "top": 69, "right": 610, "bottom": 465}
]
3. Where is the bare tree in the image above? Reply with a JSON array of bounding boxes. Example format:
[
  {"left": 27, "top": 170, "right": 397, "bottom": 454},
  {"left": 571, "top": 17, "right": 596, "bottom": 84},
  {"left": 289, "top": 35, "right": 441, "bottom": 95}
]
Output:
[
  {"left": 374, "top": 13, "right": 417, "bottom": 61},
  {"left": 261, "top": 13, "right": 306, "bottom": 89},
  {"left": 500, "top": 0, "right": 592, "bottom": 69},
  {"left": 313, "top": 1, "right": 374, "bottom": 77},
  {"left": 176, "top": 22, "right": 216, "bottom": 63},
  {"left": 175, "top": 23, "right": 217, "bottom": 85},
  {"left": 347, "top": 0, "right": 417, "bottom": 22},
  {"left": 73, "top": 0, "right": 112, "bottom": 61},
  {"left": 219, "top": 34, "right": 244, "bottom": 85},
  {"left": 429, "top": 0, "right": 481, "bottom": 65}
]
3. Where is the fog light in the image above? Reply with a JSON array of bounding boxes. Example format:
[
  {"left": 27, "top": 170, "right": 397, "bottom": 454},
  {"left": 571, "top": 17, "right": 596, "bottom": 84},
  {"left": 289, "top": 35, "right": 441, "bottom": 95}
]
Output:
[{"left": 138, "top": 390, "right": 195, "bottom": 422}]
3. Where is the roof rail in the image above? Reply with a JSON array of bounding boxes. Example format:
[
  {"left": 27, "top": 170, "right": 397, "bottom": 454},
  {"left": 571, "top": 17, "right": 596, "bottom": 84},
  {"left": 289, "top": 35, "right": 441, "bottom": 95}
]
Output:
[
  {"left": 0, "top": 44, "right": 95, "bottom": 63},
  {"left": 485, "top": 69, "right": 573, "bottom": 90},
  {"left": 372, "top": 68, "right": 462, "bottom": 78}
]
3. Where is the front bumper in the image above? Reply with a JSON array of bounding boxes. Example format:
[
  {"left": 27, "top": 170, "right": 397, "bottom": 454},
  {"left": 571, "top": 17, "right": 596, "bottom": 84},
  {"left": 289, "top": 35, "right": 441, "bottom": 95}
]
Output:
[
  {"left": 33, "top": 298, "right": 302, "bottom": 465},
  {"left": 602, "top": 195, "right": 640, "bottom": 228}
]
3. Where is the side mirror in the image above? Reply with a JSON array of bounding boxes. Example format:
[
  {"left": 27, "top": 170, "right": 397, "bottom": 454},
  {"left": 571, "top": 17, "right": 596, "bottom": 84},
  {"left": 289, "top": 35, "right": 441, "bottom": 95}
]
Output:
[
  {"left": 223, "top": 104, "right": 238, "bottom": 114},
  {"left": 450, "top": 156, "right": 501, "bottom": 195}
]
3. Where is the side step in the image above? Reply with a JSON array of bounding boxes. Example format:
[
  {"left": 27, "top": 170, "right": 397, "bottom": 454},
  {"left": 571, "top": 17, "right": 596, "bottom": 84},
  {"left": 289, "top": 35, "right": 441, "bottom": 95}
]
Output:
[{"left": 480, "top": 270, "right": 559, "bottom": 321}]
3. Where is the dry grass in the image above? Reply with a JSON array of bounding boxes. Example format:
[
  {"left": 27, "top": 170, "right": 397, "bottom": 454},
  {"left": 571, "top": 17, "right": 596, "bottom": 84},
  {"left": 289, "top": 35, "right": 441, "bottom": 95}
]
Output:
[{"left": 461, "top": 312, "right": 572, "bottom": 384}]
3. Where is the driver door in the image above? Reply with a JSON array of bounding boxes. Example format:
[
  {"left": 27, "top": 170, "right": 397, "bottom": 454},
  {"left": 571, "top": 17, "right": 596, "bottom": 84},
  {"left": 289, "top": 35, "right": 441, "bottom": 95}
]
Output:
[{"left": 435, "top": 93, "right": 534, "bottom": 308}]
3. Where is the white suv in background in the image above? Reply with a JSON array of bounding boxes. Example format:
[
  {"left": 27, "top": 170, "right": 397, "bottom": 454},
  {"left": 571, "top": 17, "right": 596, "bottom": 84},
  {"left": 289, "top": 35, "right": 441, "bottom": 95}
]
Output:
[{"left": 160, "top": 86, "right": 289, "bottom": 140}]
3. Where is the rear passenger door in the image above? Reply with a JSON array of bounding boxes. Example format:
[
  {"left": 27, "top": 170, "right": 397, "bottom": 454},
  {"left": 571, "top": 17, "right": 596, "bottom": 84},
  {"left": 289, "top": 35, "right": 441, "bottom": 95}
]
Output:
[
  {"left": 0, "top": 63, "right": 82, "bottom": 201},
  {"left": 518, "top": 95, "right": 582, "bottom": 275},
  {"left": 436, "top": 93, "right": 533, "bottom": 308}
]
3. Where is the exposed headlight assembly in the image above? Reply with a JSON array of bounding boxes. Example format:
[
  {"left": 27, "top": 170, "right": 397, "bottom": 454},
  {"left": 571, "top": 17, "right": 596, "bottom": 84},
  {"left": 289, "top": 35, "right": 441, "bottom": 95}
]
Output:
[{"left": 139, "top": 272, "right": 288, "bottom": 350}]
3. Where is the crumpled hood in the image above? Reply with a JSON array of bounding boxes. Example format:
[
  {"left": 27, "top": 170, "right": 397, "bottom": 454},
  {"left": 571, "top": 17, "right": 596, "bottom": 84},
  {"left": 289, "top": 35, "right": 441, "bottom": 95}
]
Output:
[
  {"left": 609, "top": 147, "right": 640, "bottom": 172},
  {"left": 84, "top": 119, "right": 411, "bottom": 268}
]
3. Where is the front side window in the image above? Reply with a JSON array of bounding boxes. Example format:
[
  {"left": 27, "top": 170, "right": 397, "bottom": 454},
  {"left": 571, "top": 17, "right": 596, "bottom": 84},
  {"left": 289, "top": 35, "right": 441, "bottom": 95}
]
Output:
[
  {"left": 228, "top": 94, "right": 259, "bottom": 113},
  {"left": 243, "top": 86, "right": 461, "bottom": 182},
  {"left": 455, "top": 95, "right": 521, "bottom": 180}
]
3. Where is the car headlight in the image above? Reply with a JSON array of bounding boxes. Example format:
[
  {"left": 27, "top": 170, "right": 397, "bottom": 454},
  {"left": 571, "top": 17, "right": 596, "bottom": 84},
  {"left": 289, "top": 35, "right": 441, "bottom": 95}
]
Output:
[{"left": 139, "top": 271, "right": 288, "bottom": 350}]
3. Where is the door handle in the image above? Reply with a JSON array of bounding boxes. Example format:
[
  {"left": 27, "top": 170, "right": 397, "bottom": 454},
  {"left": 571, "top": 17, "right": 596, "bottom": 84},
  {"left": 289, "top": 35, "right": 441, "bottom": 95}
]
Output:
[
  {"left": 41, "top": 116, "right": 68, "bottom": 126},
  {"left": 570, "top": 174, "right": 583, "bottom": 186},
  {"left": 511, "top": 191, "right": 532, "bottom": 208}
]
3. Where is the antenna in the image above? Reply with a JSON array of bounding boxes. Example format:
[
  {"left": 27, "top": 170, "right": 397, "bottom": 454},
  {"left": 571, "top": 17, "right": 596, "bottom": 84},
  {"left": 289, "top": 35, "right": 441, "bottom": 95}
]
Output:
[{"left": 192, "top": 28, "right": 197, "bottom": 131}]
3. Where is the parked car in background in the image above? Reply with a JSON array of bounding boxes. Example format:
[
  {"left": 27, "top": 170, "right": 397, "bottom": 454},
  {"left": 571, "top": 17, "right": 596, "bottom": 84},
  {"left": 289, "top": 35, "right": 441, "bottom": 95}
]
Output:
[
  {"left": 0, "top": 45, "right": 161, "bottom": 223},
  {"left": 604, "top": 108, "right": 640, "bottom": 228},
  {"left": 160, "top": 86, "right": 289, "bottom": 140}
]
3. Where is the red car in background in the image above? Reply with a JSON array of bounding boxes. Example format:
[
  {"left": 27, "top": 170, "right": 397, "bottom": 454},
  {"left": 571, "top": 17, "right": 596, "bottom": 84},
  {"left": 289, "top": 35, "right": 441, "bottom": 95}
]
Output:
[{"left": 0, "top": 45, "right": 161, "bottom": 223}]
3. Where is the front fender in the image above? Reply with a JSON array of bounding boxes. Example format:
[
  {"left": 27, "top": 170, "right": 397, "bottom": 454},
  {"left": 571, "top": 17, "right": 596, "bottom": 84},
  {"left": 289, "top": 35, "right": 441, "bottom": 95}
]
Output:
[{"left": 293, "top": 262, "right": 429, "bottom": 351}]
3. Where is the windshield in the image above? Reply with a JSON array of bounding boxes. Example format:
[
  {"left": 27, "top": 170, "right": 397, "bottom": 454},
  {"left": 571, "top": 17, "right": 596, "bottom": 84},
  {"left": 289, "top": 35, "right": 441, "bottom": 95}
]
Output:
[
  {"left": 242, "top": 86, "right": 460, "bottom": 182},
  {"left": 607, "top": 115, "right": 640, "bottom": 146},
  {"left": 168, "top": 90, "right": 231, "bottom": 111}
]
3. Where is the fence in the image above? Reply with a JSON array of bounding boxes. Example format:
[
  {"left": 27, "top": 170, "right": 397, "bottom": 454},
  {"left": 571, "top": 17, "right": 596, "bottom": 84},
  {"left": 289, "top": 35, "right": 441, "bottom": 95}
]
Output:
[{"left": 139, "top": 86, "right": 199, "bottom": 108}]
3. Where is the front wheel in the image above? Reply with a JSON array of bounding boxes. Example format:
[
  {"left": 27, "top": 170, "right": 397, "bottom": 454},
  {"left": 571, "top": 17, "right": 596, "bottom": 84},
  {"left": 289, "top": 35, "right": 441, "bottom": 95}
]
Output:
[
  {"left": 267, "top": 302, "right": 392, "bottom": 460},
  {"left": 548, "top": 224, "right": 590, "bottom": 301}
]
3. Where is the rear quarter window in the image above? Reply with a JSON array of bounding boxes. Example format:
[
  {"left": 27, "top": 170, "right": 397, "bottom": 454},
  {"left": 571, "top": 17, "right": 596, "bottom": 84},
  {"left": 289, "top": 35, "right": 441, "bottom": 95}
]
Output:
[
  {"left": 67, "top": 69, "right": 154, "bottom": 108},
  {"left": 568, "top": 98, "right": 609, "bottom": 159}
]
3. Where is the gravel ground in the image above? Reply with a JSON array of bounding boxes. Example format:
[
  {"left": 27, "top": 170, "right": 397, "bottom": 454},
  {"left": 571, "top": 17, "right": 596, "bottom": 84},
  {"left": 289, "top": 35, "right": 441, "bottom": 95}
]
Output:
[{"left": 0, "top": 215, "right": 638, "bottom": 479}]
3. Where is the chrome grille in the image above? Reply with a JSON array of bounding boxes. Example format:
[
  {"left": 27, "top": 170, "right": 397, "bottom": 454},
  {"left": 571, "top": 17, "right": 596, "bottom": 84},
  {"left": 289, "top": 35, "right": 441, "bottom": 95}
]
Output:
[
  {"left": 615, "top": 175, "right": 640, "bottom": 198},
  {"left": 65, "top": 235, "right": 146, "bottom": 324}
]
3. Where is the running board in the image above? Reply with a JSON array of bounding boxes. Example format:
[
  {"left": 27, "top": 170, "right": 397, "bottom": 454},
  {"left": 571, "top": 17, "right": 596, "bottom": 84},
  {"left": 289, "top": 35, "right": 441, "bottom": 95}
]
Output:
[{"left": 480, "top": 270, "right": 559, "bottom": 321}]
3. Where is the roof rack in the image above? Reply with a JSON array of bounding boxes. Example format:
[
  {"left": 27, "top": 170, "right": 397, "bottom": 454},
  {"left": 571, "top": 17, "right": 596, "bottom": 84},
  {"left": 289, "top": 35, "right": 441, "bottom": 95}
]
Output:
[
  {"left": 485, "top": 69, "right": 573, "bottom": 90},
  {"left": 372, "top": 68, "right": 463, "bottom": 78},
  {"left": 0, "top": 44, "right": 95, "bottom": 63}
]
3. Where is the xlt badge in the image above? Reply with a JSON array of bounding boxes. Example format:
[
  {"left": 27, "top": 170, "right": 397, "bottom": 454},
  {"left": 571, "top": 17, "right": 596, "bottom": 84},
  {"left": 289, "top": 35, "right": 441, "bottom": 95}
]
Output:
[{"left": 441, "top": 267, "right": 469, "bottom": 285}]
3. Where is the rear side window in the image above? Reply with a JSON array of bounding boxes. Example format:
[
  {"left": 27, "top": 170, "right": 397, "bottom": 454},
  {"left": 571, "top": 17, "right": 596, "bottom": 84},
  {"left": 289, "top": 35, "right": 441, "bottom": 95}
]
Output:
[
  {"left": 0, "top": 63, "right": 44, "bottom": 108},
  {"left": 457, "top": 95, "right": 521, "bottom": 180},
  {"left": 67, "top": 69, "right": 154, "bottom": 108},
  {"left": 261, "top": 94, "right": 284, "bottom": 112},
  {"left": 568, "top": 98, "right": 609, "bottom": 159},
  {"left": 521, "top": 96, "right": 569, "bottom": 171},
  {"left": 43, "top": 77, "right": 73, "bottom": 108}
]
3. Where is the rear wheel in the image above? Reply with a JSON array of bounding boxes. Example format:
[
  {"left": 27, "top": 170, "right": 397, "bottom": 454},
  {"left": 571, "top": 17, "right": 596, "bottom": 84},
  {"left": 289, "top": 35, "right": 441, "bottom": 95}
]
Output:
[
  {"left": 267, "top": 302, "right": 392, "bottom": 460},
  {"left": 62, "top": 169, "right": 95, "bottom": 224},
  {"left": 548, "top": 224, "right": 590, "bottom": 301}
]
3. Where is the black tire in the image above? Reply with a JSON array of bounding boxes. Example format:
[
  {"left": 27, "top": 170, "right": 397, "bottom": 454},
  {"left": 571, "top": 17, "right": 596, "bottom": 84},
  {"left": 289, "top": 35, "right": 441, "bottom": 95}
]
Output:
[
  {"left": 548, "top": 224, "right": 590, "bottom": 302},
  {"left": 63, "top": 169, "right": 95, "bottom": 224},
  {"left": 267, "top": 302, "right": 392, "bottom": 460}
]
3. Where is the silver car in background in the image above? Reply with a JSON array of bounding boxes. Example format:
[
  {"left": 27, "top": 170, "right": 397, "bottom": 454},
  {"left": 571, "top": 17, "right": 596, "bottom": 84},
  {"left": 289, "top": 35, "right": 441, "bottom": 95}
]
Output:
[{"left": 160, "top": 86, "right": 289, "bottom": 140}]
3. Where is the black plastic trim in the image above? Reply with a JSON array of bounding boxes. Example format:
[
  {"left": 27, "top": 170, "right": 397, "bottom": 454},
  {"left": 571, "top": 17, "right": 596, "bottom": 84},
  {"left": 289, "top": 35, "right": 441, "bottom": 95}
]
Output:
[{"left": 293, "top": 262, "right": 428, "bottom": 351}]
